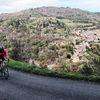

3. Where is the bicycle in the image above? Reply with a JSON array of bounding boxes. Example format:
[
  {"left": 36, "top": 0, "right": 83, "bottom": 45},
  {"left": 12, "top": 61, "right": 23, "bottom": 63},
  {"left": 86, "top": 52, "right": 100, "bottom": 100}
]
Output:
[{"left": 0, "top": 59, "right": 9, "bottom": 79}]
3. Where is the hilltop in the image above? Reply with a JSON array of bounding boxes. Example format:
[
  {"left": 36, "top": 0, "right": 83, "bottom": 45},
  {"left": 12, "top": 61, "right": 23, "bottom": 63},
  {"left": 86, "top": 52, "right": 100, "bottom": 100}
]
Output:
[{"left": 0, "top": 7, "right": 100, "bottom": 23}]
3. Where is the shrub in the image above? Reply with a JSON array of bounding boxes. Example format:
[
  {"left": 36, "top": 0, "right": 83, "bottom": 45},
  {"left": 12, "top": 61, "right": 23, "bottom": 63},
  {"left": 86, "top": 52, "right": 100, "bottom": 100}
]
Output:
[
  {"left": 32, "top": 47, "right": 39, "bottom": 55},
  {"left": 76, "top": 39, "right": 81, "bottom": 45},
  {"left": 86, "top": 44, "right": 100, "bottom": 74},
  {"left": 66, "top": 45, "right": 74, "bottom": 54},
  {"left": 49, "top": 44, "right": 59, "bottom": 50},
  {"left": 81, "top": 62, "right": 94, "bottom": 75},
  {"left": 66, "top": 53, "right": 72, "bottom": 59}
]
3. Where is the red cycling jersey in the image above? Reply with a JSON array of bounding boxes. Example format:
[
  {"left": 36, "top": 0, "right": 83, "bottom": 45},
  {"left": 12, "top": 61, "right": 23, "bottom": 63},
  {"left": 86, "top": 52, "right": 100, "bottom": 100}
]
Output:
[{"left": 0, "top": 48, "right": 9, "bottom": 59}]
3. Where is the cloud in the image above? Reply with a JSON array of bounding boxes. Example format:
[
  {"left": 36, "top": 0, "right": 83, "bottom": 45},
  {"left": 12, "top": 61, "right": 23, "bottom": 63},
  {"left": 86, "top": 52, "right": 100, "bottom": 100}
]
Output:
[
  {"left": 0, "top": 0, "right": 100, "bottom": 13},
  {"left": 0, "top": 0, "right": 68, "bottom": 13}
]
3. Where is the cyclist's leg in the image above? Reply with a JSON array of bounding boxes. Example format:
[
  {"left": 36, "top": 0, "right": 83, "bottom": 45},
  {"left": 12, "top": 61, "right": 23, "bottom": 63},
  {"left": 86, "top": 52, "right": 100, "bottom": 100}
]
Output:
[
  {"left": 0, "top": 57, "right": 6, "bottom": 70},
  {"left": 0, "top": 58, "right": 3, "bottom": 70}
]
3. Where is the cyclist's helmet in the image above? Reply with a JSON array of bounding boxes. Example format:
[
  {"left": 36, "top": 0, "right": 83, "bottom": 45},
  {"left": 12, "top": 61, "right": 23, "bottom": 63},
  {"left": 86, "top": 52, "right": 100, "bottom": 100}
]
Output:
[{"left": 0, "top": 46, "right": 4, "bottom": 52}]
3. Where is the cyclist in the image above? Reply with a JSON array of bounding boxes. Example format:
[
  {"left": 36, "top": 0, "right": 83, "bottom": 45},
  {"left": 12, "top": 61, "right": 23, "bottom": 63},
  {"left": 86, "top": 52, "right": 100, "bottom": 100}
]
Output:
[
  {"left": 0, "top": 46, "right": 9, "bottom": 79},
  {"left": 0, "top": 46, "right": 9, "bottom": 62}
]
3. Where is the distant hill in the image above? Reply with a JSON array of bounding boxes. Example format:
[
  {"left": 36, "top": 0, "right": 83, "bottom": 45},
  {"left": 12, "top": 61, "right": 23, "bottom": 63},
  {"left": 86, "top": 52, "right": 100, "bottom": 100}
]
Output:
[
  {"left": 95, "top": 12, "right": 100, "bottom": 16},
  {"left": 23, "top": 7, "right": 100, "bottom": 23},
  {"left": 31, "top": 7, "right": 100, "bottom": 22},
  {"left": 0, "top": 7, "right": 100, "bottom": 23}
]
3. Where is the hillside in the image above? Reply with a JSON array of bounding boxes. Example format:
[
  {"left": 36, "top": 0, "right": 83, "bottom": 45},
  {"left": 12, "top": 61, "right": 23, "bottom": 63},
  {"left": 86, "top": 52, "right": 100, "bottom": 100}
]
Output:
[
  {"left": 33, "top": 7, "right": 100, "bottom": 22},
  {"left": 0, "top": 7, "right": 100, "bottom": 23},
  {"left": 95, "top": 12, "right": 100, "bottom": 16},
  {"left": 0, "top": 7, "right": 100, "bottom": 75}
]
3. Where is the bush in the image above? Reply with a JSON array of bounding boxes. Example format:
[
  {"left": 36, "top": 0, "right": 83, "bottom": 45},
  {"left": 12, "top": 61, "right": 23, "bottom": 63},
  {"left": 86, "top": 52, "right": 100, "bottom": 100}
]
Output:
[
  {"left": 49, "top": 44, "right": 59, "bottom": 50},
  {"left": 86, "top": 43, "right": 100, "bottom": 75},
  {"left": 66, "top": 45, "right": 74, "bottom": 54},
  {"left": 76, "top": 39, "right": 81, "bottom": 45},
  {"left": 32, "top": 47, "right": 39, "bottom": 55},
  {"left": 66, "top": 53, "right": 71, "bottom": 59},
  {"left": 81, "top": 62, "right": 94, "bottom": 75}
]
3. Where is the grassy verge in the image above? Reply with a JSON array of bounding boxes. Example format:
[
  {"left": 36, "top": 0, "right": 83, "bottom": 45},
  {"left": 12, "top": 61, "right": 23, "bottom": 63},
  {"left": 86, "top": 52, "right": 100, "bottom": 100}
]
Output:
[{"left": 7, "top": 59, "right": 100, "bottom": 82}]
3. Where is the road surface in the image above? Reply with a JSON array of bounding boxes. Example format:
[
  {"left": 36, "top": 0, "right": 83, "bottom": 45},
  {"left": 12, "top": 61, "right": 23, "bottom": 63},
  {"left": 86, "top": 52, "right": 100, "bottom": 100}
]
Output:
[{"left": 0, "top": 69, "right": 100, "bottom": 100}]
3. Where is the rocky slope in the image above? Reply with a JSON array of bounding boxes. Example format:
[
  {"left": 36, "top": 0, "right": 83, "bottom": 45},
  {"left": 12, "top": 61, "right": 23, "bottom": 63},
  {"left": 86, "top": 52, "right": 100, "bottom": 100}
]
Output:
[{"left": 0, "top": 7, "right": 100, "bottom": 73}]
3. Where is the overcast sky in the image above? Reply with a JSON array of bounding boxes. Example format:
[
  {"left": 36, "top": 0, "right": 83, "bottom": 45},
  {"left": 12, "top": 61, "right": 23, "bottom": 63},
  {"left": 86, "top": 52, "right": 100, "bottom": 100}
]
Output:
[{"left": 0, "top": 0, "right": 100, "bottom": 13}]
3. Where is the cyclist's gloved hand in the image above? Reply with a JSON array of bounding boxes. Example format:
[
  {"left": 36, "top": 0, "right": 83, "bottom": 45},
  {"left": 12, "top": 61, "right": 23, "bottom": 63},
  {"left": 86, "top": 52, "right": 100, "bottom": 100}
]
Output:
[{"left": 4, "top": 57, "right": 7, "bottom": 60}]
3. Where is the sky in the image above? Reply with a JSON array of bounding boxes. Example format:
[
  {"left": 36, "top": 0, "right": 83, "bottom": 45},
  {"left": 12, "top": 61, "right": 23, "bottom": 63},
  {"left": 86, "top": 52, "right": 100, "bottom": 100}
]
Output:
[{"left": 0, "top": 0, "right": 100, "bottom": 13}]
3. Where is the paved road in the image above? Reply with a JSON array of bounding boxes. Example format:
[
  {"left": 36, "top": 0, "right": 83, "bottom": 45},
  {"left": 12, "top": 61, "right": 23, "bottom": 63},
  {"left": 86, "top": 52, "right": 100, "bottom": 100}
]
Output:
[{"left": 0, "top": 70, "right": 100, "bottom": 100}]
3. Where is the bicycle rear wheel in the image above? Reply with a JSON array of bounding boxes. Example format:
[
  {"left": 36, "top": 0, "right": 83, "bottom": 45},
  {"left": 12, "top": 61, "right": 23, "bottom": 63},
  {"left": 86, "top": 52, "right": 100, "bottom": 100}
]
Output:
[{"left": 3, "top": 67, "right": 9, "bottom": 79}]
